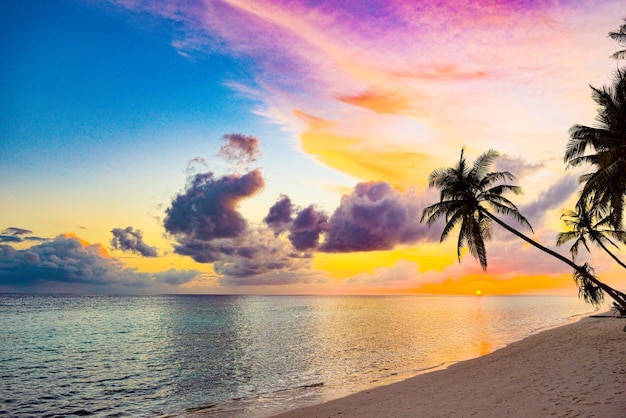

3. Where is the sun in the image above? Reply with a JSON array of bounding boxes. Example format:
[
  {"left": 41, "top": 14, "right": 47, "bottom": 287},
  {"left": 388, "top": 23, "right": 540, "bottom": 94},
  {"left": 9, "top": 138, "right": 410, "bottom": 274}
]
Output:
[{"left": 475, "top": 290, "right": 482, "bottom": 296}]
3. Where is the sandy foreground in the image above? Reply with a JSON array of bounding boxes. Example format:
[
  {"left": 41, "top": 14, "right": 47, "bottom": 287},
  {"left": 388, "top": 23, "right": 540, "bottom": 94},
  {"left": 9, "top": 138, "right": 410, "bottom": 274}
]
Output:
[{"left": 272, "top": 315, "right": 626, "bottom": 418}]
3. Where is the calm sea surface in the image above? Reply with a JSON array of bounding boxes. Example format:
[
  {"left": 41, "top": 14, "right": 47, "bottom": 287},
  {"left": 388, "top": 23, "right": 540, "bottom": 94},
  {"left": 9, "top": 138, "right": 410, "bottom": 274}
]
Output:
[{"left": 0, "top": 294, "right": 597, "bottom": 417}]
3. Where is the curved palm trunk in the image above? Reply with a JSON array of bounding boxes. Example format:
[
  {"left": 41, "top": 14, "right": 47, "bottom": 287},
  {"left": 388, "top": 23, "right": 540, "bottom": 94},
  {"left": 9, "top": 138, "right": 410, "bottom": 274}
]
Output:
[
  {"left": 589, "top": 231, "right": 626, "bottom": 270},
  {"left": 480, "top": 208, "right": 626, "bottom": 313}
]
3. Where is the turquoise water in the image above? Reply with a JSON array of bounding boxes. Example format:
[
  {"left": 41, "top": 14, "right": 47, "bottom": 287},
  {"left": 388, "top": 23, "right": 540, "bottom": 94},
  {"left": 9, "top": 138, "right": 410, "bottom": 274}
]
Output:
[{"left": 0, "top": 294, "right": 597, "bottom": 417}]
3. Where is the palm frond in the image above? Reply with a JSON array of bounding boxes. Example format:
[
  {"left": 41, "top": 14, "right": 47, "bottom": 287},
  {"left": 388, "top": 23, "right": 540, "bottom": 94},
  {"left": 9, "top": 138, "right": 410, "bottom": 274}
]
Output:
[
  {"left": 488, "top": 200, "right": 533, "bottom": 232},
  {"left": 472, "top": 149, "right": 499, "bottom": 181},
  {"left": 610, "top": 50, "right": 626, "bottom": 60},
  {"left": 556, "top": 230, "right": 578, "bottom": 246},
  {"left": 440, "top": 210, "right": 464, "bottom": 243},
  {"left": 572, "top": 263, "right": 604, "bottom": 306}
]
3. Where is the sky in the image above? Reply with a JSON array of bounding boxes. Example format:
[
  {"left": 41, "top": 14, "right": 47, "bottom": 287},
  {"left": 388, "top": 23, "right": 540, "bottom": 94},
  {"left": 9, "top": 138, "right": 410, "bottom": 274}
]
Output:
[{"left": 1, "top": 0, "right": 626, "bottom": 297}]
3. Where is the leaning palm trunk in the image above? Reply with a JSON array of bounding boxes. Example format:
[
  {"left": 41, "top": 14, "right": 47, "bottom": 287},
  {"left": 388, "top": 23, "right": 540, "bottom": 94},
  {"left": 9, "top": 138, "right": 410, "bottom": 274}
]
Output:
[
  {"left": 481, "top": 208, "right": 626, "bottom": 314},
  {"left": 589, "top": 230, "right": 626, "bottom": 270}
]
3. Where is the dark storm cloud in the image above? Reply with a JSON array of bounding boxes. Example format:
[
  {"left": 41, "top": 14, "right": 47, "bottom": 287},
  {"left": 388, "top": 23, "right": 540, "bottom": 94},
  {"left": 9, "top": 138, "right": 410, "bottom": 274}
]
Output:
[
  {"left": 320, "top": 181, "right": 431, "bottom": 252},
  {"left": 288, "top": 205, "right": 328, "bottom": 251},
  {"left": 264, "top": 195, "right": 293, "bottom": 235},
  {"left": 0, "top": 235, "right": 200, "bottom": 292},
  {"left": 219, "top": 133, "right": 261, "bottom": 164},
  {"left": 164, "top": 169, "right": 264, "bottom": 242},
  {"left": 111, "top": 226, "right": 158, "bottom": 257},
  {"left": 521, "top": 174, "right": 578, "bottom": 224}
]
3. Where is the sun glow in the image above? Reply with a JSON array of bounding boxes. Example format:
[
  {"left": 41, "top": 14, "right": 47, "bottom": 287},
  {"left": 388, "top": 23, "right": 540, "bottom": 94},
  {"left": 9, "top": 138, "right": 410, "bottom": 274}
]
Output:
[{"left": 475, "top": 290, "right": 482, "bottom": 296}]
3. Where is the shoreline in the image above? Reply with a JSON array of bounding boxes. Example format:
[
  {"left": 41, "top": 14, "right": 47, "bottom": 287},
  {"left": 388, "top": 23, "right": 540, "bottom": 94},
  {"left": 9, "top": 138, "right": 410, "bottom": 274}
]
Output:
[{"left": 269, "top": 314, "right": 626, "bottom": 418}]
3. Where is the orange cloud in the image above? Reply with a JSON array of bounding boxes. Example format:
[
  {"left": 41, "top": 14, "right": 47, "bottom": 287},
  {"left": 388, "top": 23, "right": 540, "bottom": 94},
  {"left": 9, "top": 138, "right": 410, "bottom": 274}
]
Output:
[
  {"left": 62, "top": 232, "right": 111, "bottom": 258},
  {"left": 293, "top": 109, "right": 334, "bottom": 129},
  {"left": 300, "top": 130, "right": 432, "bottom": 187},
  {"left": 337, "top": 89, "right": 412, "bottom": 114},
  {"left": 391, "top": 63, "right": 489, "bottom": 81},
  {"left": 313, "top": 247, "right": 455, "bottom": 279}
]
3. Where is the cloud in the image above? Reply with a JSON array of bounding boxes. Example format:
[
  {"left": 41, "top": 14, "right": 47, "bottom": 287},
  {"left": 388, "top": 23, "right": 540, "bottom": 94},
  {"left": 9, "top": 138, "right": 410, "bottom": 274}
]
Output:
[
  {"left": 0, "top": 235, "right": 200, "bottom": 293},
  {"left": 2, "top": 227, "right": 33, "bottom": 236},
  {"left": 0, "top": 236, "right": 22, "bottom": 243},
  {"left": 218, "top": 133, "right": 261, "bottom": 165},
  {"left": 264, "top": 195, "right": 328, "bottom": 251},
  {"left": 213, "top": 228, "right": 313, "bottom": 284},
  {"left": 321, "top": 181, "right": 435, "bottom": 252},
  {"left": 185, "top": 156, "right": 208, "bottom": 177},
  {"left": 288, "top": 205, "right": 328, "bottom": 251},
  {"left": 346, "top": 259, "right": 421, "bottom": 288},
  {"left": 166, "top": 168, "right": 444, "bottom": 284},
  {"left": 521, "top": 175, "right": 578, "bottom": 225},
  {"left": 164, "top": 169, "right": 319, "bottom": 283},
  {"left": 111, "top": 226, "right": 158, "bottom": 257},
  {"left": 164, "top": 169, "right": 264, "bottom": 242},
  {"left": 264, "top": 195, "right": 293, "bottom": 235},
  {"left": 0, "top": 227, "right": 48, "bottom": 243},
  {"left": 154, "top": 269, "right": 201, "bottom": 285},
  {"left": 495, "top": 155, "right": 545, "bottom": 179}
]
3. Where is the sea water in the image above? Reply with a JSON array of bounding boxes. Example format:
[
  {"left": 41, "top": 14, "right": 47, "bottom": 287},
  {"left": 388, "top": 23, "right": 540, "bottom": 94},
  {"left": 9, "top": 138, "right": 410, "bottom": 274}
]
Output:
[{"left": 0, "top": 294, "right": 597, "bottom": 417}]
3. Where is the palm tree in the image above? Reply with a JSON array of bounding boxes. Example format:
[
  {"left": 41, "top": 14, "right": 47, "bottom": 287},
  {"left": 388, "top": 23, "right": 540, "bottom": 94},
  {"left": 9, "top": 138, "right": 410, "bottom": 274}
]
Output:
[
  {"left": 609, "top": 18, "right": 626, "bottom": 61},
  {"left": 564, "top": 69, "right": 626, "bottom": 230},
  {"left": 557, "top": 203, "right": 626, "bottom": 269},
  {"left": 422, "top": 148, "right": 626, "bottom": 313}
]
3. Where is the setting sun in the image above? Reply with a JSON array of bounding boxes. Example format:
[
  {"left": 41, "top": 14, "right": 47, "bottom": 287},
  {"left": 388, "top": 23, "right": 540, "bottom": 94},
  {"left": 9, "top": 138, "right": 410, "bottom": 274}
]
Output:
[{"left": 475, "top": 290, "right": 483, "bottom": 296}]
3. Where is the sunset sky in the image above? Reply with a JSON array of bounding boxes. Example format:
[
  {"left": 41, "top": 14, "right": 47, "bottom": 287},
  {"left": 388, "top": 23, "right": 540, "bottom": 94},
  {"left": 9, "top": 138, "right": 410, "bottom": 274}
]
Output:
[{"left": 2, "top": 0, "right": 626, "bottom": 296}]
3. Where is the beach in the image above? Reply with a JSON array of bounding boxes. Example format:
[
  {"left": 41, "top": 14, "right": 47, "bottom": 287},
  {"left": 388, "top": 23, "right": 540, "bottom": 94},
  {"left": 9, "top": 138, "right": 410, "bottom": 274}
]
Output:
[{"left": 272, "top": 315, "right": 626, "bottom": 418}]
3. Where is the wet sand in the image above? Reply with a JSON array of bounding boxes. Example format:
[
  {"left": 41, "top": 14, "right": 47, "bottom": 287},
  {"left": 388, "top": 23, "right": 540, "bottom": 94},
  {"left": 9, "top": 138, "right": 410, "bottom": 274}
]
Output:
[{"left": 272, "top": 315, "right": 626, "bottom": 418}]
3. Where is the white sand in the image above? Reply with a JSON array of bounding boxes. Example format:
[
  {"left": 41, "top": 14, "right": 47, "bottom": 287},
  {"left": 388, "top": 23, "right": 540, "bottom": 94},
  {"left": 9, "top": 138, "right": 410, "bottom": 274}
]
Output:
[{"left": 272, "top": 315, "right": 626, "bottom": 418}]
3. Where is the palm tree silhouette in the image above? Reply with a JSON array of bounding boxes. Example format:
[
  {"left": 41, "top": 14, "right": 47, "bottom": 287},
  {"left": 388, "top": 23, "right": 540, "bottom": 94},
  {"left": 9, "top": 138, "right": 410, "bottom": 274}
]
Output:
[
  {"left": 565, "top": 68, "right": 626, "bottom": 230},
  {"left": 557, "top": 203, "right": 626, "bottom": 269},
  {"left": 609, "top": 18, "right": 626, "bottom": 61},
  {"left": 422, "top": 148, "right": 626, "bottom": 313}
]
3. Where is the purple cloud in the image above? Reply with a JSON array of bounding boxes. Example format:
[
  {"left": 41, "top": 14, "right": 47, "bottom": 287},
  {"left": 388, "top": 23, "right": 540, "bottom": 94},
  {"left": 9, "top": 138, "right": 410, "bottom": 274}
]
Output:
[
  {"left": 111, "top": 226, "right": 158, "bottom": 257},
  {"left": 288, "top": 205, "right": 328, "bottom": 251},
  {"left": 521, "top": 175, "right": 578, "bottom": 225},
  {"left": 219, "top": 133, "right": 261, "bottom": 165},
  {"left": 164, "top": 169, "right": 264, "bottom": 242},
  {"left": 2, "top": 227, "right": 33, "bottom": 236},
  {"left": 264, "top": 195, "right": 293, "bottom": 235},
  {"left": 0, "top": 227, "right": 49, "bottom": 243},
  {"left": 320, "top": 181, "right": 430, "bottom": 252}
]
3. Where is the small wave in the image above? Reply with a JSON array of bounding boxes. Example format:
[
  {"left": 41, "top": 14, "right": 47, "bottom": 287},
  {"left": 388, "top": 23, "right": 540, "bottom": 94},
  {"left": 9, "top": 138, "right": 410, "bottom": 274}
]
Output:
[
  {"left": 183, "top": 382, "right": 326, "bottom": 417},
  {"left": 273, "top": 382, "right": 324, "bottom": 393}
]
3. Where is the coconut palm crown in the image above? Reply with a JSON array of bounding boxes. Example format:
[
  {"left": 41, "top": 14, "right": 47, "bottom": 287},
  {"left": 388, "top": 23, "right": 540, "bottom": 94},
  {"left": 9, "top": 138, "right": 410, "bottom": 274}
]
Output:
[
  {"left": 557, "top": 204, "right": 626, "bottom": 269},
  {"left": 421, "top": 148, "right": 532, "bottom": 270},
  {"left": 565, "top": 67, "right": 626, "bottom": 229}
]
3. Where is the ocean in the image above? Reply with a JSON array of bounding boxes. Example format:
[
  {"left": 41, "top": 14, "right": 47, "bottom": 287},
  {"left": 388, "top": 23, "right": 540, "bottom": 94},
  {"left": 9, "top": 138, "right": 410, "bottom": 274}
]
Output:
[{"left": 0, "top": 294, "right": 597, "bottom": 417}]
